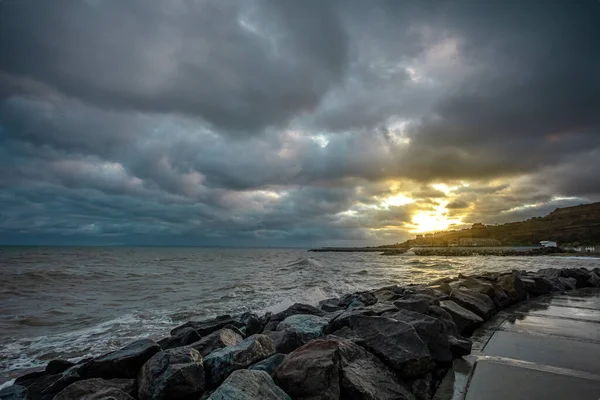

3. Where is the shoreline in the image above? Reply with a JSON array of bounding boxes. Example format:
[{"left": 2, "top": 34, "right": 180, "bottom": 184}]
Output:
[{"left": 3, "top": 266, "right": 600, "bottom": 399}]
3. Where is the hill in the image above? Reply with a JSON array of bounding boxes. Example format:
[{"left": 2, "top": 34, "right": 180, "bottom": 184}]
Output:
[{"left": 387, "top": 202, "right": 600, "bottom": 248}]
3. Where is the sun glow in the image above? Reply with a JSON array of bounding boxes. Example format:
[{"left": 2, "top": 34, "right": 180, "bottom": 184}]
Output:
[
  {"left": 382, "top": 193, "right": 415, "bottom": 207},
  {"left": 410, "top": 202, "right": 463, "bottom": 233}
]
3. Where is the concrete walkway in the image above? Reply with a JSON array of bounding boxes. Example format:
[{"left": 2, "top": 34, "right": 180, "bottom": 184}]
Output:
[{"left": 435, "top": 288, "right": 600, "bottom": 400}]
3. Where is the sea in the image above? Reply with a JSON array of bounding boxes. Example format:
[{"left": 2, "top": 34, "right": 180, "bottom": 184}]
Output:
[{"left": 1, "top": 246, "right": 600, "bottom": 384}]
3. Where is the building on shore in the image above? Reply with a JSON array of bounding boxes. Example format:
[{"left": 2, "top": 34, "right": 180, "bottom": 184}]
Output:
[
  {"left": 573, "top": 245, "right": 600, "bottom": 253},
  {"left": 540, "top": 241, "right": 558, "bottom": 248},
  {"left": 459, "top": 238, "right": 501, "bottom": 247}
]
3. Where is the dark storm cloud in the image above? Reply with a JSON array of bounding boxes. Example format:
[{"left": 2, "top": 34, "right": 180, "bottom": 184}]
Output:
[
  {"left": 1, "top": 1, "right": 600, "bottom": 246},
  {"left": 0, "top": 0, "right": 348, "bottom": 133}
]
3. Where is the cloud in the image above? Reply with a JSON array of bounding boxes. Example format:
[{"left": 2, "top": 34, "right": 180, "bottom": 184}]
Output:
[{"left": 1, "top": 1, "right": 599, "bottom": 246}]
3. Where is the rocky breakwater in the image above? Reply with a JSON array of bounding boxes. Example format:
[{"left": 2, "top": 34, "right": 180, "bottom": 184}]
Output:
[{"left": 3, "top": 267, "right": 600, "bottom": 400}]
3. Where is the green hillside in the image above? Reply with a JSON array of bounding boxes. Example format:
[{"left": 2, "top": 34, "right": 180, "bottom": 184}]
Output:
[{"left": 388, "top": 202, "right": 600, "bottom": 247}]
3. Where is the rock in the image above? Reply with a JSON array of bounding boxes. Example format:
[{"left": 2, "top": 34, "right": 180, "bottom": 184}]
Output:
[
  {"left": 347, "top": 315, "right": 432, "bottom": 378},
  {"left": 45, "top": 360, "right": 75, "bottom": 375},
  {"left": 204, "top": 334, "right": 275, "bottom": 387},
  {"left": 171, "top": 315, "right": 244, "bottom": 337},
  {"left": 324, "top": 303, "right": 396, "bottom": 333},
  {"left": 274, "top": 338, "right": 415, "bottom": 400},
  {"left": 80, "top": 338, "right": 160, "bottom": 379},
  {"left": 207, "top": 370, "right": 291, "bottom": 400},
  {"left": 535, "top": 268, "right": 561, "bottom": 280},
  {"left": 318, "top": 298, "right": 344, "bottom": 312},
  {"left": 560, "top": 268, "right": 592, "bottom": 288},
  {"left": 440, "top": 300, "right": 484, "bottom": 336},
  {"left": 457, "top": 278, "right": 510, "bottom": 310},
  {"left": 427, "top": 306, "right": 459, "bottom": 336},
  {"left": 268, "top": 304, "right": 325, "bottom": 326},
  {"left": 407, "top": 374, "right": 433, "bottom": 400},
  {"left": 386, "top": 309, "right": 453, "bottom": 364},
  {"left": 497, "top": 272, "right": 527, "bottom": 303},
  {"left": 54, "top": 378, "right": 135, "bottom": 400},
  {"left": 40, "top": 362, "right": 89, "bottom": 398},
  {"left": 448, "top": 335, "right": 472, "bottom": 357},
  {"left": 394, "top": 297, "right": 430, "bottom": 314},
  {"left": 0, "top": 385, "right": 28, "bottom": 400},
  {"left": 339, "top": 291, "right": 378, "bottom": 308},
  {"left": 559, "top": 277, "right": 578, "bottom": 290},
  {"left": 521, "top": 276, "right": 559, "bottom": 296},
  {"left": 249, "top": 353, "right": 286, "bottom": 375},
  {"left": 372, "top": 288, "right": 402, "bottom": 303},
  {"left": 450, "top": 288, "right": 495, "bottom": 319},
  {"left": 188, "top": 328, "right": 243, "bottom": 357},
  {"left": 276, "top": 314, "right": 329, "bottom": 344},
  {"left": 404, "top": 287, "right": 441, "bottom": 305},
  {"left": 158, "top": 327, "right": 201, "bottom": 350},
  {"left": 241, "top": 313, "right": 263, "bottom": 336},
  {"left": 329, "top": 326, "right": 362, "bottom": 341},
  {"left": 14, "top": 370, "right": 62, "bottom": 400},
  {"left": 588, "top": 272, "right": 600, "bottom": 287},
  {"left": 264, "top": 330, "right": 303, "bottom": 354},
  {"left": 137, "top": 347, "right": 205, "bottom": 400}
]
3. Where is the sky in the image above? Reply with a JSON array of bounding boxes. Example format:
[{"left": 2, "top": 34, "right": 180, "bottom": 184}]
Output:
[{"left": 1, "top": 0, "right": 599, "bottom": 247}]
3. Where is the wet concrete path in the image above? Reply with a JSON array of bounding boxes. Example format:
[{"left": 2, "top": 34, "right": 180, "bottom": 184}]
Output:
[{"left": 435, "top": 288, "right": 600, "bottom": 400}]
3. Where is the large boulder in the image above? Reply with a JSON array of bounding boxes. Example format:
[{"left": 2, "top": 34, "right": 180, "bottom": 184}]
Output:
[
  {"left": 249, "top": 353, "right": 286, "bottom": 375},
  {"left": 276, "top": 314, "right": 329, "bottom": 344},
  {"left": 268, "top": 304, "right": 325, "bottom": 327},
  {"left": 137, "top": 347, "right": 205, "bottom": 400},
  {"left": 521, "top": 276, "right": 560, "bottom": 296},
  {"left": 45, "top": 360, "right": 75, "bottom": 375},
  {"left": 588, "top": 272, "right": 600, "bottom": 287},
  {"left": 13, "top": 370, "right": 62, "bottom": 400},
  {"left": 240, "top": 313, "right": 263, "bottom": 336},
  {"left": 318, "top": 298, "right": 344, "bottom": 312},
  {"left": 187, "top": 328, "right": 243, "bottom": 357},
  {"left": 274, "top": 338, "right": 415, "bottom": 400},
  {"left": 207, "top": 370, "right": 291, "bottom": 400},
  {"left": 497, "top": 272, "right": 527, "bottom": 303},
  {"left": 347, "top": 315, "right": 432, "bottom": 378},
  {"left": 456, "top": 278, "right": 510, "bottom": 309},
  {"left": 339, "top": 291, "right": 378, "bottom": 308},
  {"left": 385, "top": 309, "right": 453, "bottom": 364},
  {"left": 158, "top": 327, "right": 201, "bottom": 350},
  {"left": 264, "top": 330, "right": 303, "bottom": 354},
  {"left": 393, "top": 297, "right": 430, "bottom": 314},
  {"left": 80, "top": 338, "right": 160, "bottom": 379},
  {"left": 449, "top": 288, "right": 495, "bottom": 319},
  {"left": 0, "top": 385, "right": 28, "bottom": 400},
  {"left": 325, "top": 303, "right": 396, "bottom": 333},
  {"left": 440, "top": 300, "right": 484, "bottom": 336},
  {"left": 559, "top": 277, "right": 578, "bottom": 290},
  {"left": 560, "top": 268, "right": 592, "bottom": 288},
  {"left": 54, "top": 378, "right": 135, "bottom": 400},
  {"left": 171, "top": 315, "right": 244, "bottom": 337},
  {"left": 204, "top": 334, "right": 275, "bottom": 387}
]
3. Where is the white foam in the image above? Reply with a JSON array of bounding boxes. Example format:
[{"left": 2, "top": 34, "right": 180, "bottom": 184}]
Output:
[{"left": 0, "top": 379, "right": 15, "bottom": 390}]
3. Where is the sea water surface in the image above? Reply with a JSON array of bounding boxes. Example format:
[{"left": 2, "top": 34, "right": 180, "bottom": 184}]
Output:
[{"left": 1, "top": 246, "right": 600, "bottom": 383}]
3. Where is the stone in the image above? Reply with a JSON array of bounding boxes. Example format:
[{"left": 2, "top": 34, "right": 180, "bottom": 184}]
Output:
[
  {"left": 204, "top": 334, "right": 275, "bottom": 387},
  {"left": 440, "top": 300, "right": 484, "bottom": 336},
  {"left": 559, "top": 277, "right": 578, "bottom": 290},
  {"left": 274, "top": 338, "right": 415, "bottom": 400},
  {"left": 347, "top": 315, "right": 433, "bottom": 378},
  {"left": 324, "top": 303, "right": 396, "bottom": 334},
  {"left": 276, "top": 314, "right": 329, "bottom": 344},
  {"left": 372, "top": 288, "right": 402, "bottom": 303},
  {"left": 404, "top": 287, "right": 441, "bottom": 305},
  {"left": 448, "top": 335, "right": 472, "bottom": 357},
  {"left": 241, "top": 313, "right": 263, "bottom": 336},
  {"left": 318, "top": 298, "right": 344, "bottom": 312},
  {"left": 521, "top": 276, "right": 559, "bottom": 296},
  {"left": 158, "top": 327, "right": 201, "bottom": 350},
  {"left": 188, "top": 328, "right": 243, "bottom": 357},
  {"left": 80, "top": 338, "right": 160, "bottom": 379},
  {"left": 450, "top": 288, "right": 495, "bottom": 319},
  {"left": 386, "top": 309, "right": 453, "bottom": 364},
  {"left": 427, "top": 305, "right": 459, "bottom": 336},
  {"left": 394, "top": 297, "right": 430, "bottom": 314},
  {"left": 457, "top": 278, "right": 511, "bottom": 310},
  {"left": 14, "top": 370, "right": 62, "bottom": 400},
  {"left": 268, "top": 304, "right": 325, "bottom": 326},
  {"left": 497, "top": 272, "right": 527, "bottom": 303},
  {"left": 264, "top": 330, "right": 303, "bottom": 354},
  {"left": 45, "top": 360, "right": 75, "bottom": 375},
  {"left": 588, "top": 272, "right": 600, "bottom": 287},
  {"left": 249, "top": 353, "right": 286, "bottom": 375},
  {"left": 339, "top": 291, "right": 378, "bottom": 308},
  {"left": 0, "top": 385, "right": 28, "bottom": 400},
  {"left": 560, "top": 268, "right": 592, "bottom": 288},
  {"left": 54, "top": 378, "right": 135, "bottom": 400},
  {"left": 171, "top": 315, "right": 244, "bottom": 337},
  {"left": 407, "top": 374, "right": 433, "bottom": 400},
  {"left": 137, "top": 347, "right": 205, "bottom": 400},
  {"left": 207, "top": 370, "right": 291, "bottom": 400}
]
